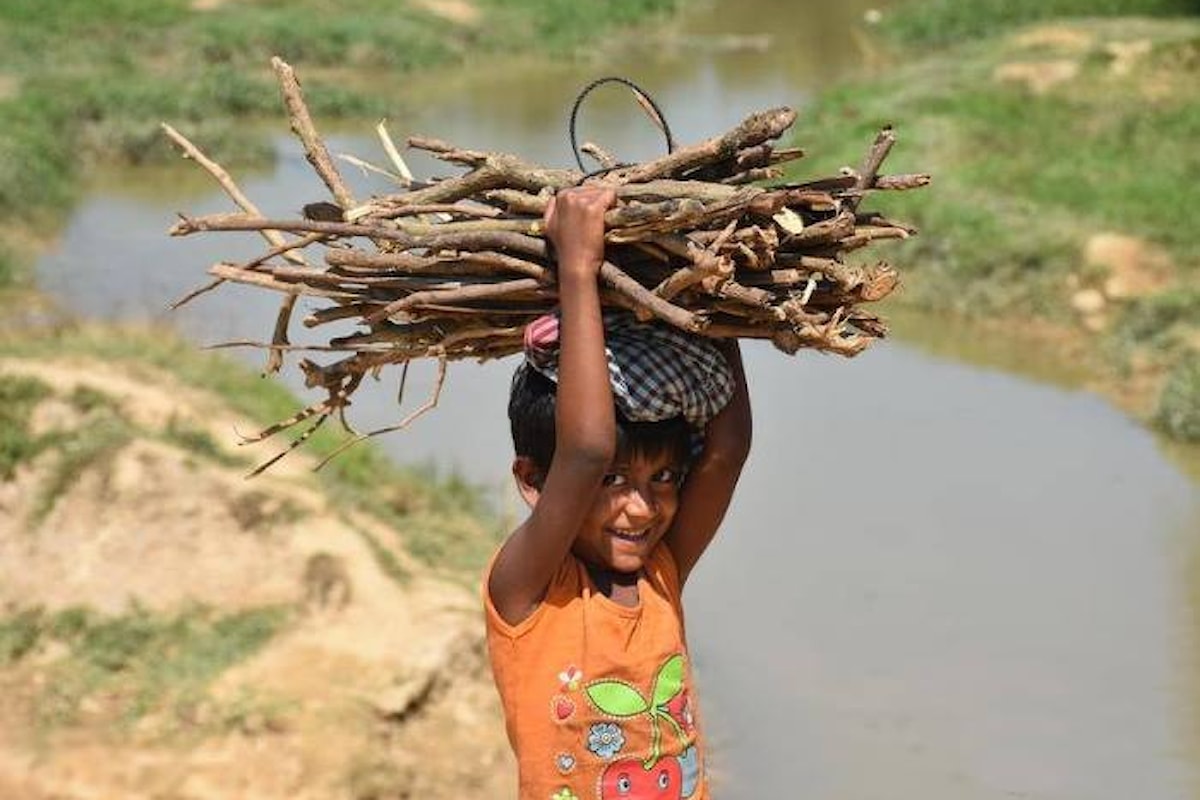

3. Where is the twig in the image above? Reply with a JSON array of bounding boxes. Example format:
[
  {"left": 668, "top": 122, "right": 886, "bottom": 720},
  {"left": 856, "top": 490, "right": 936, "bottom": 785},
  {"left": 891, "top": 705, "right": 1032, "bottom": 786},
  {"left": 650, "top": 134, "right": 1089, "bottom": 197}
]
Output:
[
  {"left": 313, "top": 356, "right": 448, "bottom": 471},
  {"left": 161, "top": 122, "right": 306, "bottom": 372},
  {"left": 377, "top": 119, "right": 415, "bottom": 186}
]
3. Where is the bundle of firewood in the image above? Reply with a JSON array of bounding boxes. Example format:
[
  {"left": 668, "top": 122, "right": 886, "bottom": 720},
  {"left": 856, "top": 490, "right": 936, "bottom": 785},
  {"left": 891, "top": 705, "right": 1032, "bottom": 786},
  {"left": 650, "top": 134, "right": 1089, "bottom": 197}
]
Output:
[{"left": 165, "top": 59, "right": 927, "bottom": 467}]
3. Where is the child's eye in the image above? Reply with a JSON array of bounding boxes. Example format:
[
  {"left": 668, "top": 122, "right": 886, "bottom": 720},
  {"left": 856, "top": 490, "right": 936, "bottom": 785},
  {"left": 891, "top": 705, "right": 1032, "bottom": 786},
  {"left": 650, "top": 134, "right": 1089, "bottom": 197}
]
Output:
[
  {"left": 602, "top": 473, "right": 628, "bottom": 487},
  {"left": 652, "top": 468, "right": 682, "bottom": 486}
]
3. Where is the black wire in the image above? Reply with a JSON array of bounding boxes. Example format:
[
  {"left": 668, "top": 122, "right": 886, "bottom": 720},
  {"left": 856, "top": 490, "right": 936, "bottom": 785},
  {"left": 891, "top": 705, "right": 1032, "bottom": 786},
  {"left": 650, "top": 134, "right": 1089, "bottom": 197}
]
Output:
[{"left": 567, "top": 76, "right": 676, "bottom": 181}]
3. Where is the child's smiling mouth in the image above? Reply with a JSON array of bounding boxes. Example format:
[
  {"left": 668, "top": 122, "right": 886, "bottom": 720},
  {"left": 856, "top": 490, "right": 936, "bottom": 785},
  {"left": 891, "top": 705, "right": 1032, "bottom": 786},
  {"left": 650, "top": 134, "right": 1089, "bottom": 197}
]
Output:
[{"left": 608, "top": 527, "right": 651, "bottom": 543}]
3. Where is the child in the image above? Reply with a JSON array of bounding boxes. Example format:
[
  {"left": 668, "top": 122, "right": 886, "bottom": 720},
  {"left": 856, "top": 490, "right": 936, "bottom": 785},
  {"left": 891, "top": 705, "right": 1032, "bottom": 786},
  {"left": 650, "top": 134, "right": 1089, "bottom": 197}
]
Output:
[{"left": 484, "top": 186, "right": 751, "bottom": 800}]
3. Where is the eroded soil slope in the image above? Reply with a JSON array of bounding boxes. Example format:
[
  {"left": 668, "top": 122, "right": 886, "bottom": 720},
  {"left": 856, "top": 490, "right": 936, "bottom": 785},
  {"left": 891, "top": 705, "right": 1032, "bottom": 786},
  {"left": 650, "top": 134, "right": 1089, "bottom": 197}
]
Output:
[{"left": 0, "top": 354, "right": 514, "bottom": 800}]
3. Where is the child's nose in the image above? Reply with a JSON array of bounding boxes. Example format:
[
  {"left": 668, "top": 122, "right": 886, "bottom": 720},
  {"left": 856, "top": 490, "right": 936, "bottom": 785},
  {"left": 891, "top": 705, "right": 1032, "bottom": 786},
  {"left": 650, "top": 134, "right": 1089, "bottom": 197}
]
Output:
[{"left": 622, "top": 485, "right": 657, "bottom": 519}]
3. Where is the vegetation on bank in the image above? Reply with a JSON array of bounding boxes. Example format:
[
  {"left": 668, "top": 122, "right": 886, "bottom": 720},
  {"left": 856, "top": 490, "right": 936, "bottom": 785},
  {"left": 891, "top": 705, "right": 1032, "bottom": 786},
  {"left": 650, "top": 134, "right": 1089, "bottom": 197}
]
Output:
[
  {"left": 0, "top": 322, "right": 500, "bottom": 744},
  {"left": 0, "top": 324, "right": 501, "bottom": 573},
  {"left": 0, "top": 603, "right": 290, "bottom": 732},
  {"left": 0, "top": 0, "right": 684, "bottom": 287},
  {"left": 0, "top": 322, "right": 503, "bottom": 752},
  {"left": 796, "top": 8, "right": 1199, "bottom": 440}
]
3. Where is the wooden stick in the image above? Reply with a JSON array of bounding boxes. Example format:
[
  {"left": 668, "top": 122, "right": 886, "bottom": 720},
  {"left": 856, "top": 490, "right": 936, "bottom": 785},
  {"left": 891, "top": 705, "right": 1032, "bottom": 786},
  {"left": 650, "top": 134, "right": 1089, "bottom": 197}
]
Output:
[
  {"left": 208, "top": 262, "right": 358, "bottom": 300},
  {"left": 303, "top": 303, "right": 391, "bottom": 328},
  {"left": 874, "top": 173, "right": 931, "bottom": 191},
  {"left": 171, "top": 213, "right": 415, "bottom": 243},
  {"left": 272, "top": 57, "right": 355, "bottom": 210},
  {"left": 608, "top": 107, "right": 798, "bottom": 184},
  {"left": 598, "top": 261, "right": 705, "bottom": 331},
  {"left": 325, "top": 248, "right": 553, "bottom": 281},
  {"left": 846, "top": 126, "right": 895, "bottom": 213},
  {"left": 365, "top": 278, "right": 544, "bottom": 324}
]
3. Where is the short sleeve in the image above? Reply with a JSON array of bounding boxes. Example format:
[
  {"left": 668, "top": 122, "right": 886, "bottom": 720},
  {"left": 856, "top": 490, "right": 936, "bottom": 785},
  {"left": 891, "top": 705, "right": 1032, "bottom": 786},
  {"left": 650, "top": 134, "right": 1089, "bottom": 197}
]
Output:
[{"left": 482, "top": 547, "right": 579, "bottom": 639}]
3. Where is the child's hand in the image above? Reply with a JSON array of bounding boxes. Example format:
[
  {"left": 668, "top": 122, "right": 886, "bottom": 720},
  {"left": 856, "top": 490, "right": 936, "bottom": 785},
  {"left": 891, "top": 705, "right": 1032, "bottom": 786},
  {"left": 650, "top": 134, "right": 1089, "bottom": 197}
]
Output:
[{"left": 543, "top": 186, "right": 616, "bottom": 279}]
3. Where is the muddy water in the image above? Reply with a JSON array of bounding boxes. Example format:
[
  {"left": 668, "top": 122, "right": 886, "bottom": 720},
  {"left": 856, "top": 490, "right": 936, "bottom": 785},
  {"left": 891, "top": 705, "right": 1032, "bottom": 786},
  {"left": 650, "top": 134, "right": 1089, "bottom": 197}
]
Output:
[{"left": 35, "top": 0, "right": 1200, "bottom": 797}]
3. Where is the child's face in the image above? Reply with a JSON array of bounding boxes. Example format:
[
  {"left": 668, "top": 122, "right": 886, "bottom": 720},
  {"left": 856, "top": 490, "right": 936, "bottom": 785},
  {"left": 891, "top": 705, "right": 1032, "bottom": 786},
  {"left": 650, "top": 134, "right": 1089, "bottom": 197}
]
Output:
[{"left": 571, "top": 448, "right": 683, "bottom": 574}]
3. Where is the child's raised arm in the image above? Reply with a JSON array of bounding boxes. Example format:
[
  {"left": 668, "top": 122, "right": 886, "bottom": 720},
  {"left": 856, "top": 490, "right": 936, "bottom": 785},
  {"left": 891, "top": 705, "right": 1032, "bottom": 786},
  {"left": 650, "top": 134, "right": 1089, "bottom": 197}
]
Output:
[
  {"left": 488, "top": 186, "right": 617, "bottom": 626},
  {"left": 665, "top": 340, "right": 752, "bottom": 586}
]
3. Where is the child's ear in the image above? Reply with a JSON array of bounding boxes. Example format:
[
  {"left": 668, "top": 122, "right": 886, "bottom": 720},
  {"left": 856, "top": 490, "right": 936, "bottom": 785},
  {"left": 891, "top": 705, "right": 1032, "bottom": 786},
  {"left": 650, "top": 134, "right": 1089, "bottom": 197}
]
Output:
[{"left": 511, "top": 457, "right": 543, "bottom": 508}]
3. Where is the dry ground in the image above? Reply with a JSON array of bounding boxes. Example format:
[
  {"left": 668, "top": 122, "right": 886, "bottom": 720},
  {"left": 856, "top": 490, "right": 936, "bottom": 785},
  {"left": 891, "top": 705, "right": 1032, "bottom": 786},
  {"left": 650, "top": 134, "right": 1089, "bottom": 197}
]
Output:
[{"left": 0, "top": 355, "right": 515, "bottom": 800}]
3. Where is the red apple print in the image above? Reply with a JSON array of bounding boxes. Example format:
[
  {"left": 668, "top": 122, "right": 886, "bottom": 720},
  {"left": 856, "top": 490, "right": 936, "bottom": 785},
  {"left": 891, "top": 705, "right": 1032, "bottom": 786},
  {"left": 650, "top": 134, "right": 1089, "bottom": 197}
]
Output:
[
  {"left": 600, "top": 757, "right": 682, "bottom": 800},
  {"left": 551, "top": 694, "right": 575, "bottom": 721}
]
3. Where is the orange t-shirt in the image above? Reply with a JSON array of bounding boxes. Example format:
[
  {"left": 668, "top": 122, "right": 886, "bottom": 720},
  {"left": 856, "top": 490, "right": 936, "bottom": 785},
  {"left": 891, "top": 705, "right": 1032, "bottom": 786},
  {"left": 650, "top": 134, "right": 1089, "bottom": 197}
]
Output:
[{"left": 484, "top": 544, "right": 708, "bottom": 800}]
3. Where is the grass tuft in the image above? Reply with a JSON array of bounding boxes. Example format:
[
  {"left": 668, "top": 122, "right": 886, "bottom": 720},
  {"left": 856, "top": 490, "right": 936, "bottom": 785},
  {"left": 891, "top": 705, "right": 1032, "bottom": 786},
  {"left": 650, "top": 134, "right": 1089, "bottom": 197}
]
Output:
[
  {"left": 355, "top": 526, "right": 412, "bottom": 587},
  {"left": 2, "top": 603, "right": 291, "bottom": 728},
  {"left": 1105, "top": 287, "right": 1200, "bottom": 369},
  {"left": 0, "top": 374, "right": 53, "bottom": 479},
  {"left": 161, "top": 414, "right": 246, "bottom": 468},
  {"left": 0, "top": 607, "right": 44, "bottom": 664},
  {"left": 67, "top": 385, "right": 121, "bottom": 415},
  {"left": 29, "top": 413, "right": 134, "bottom": 526},
  {"left": 1156, "top": 352, "right": 1200, "bottom": 441}
]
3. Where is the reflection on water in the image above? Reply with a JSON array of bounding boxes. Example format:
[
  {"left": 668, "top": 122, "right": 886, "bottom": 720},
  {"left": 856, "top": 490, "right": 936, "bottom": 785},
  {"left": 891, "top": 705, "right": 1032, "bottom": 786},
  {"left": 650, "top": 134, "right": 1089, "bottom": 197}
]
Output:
[{"left": 33, "top": 0, "right": 1200, "bottom": 796}]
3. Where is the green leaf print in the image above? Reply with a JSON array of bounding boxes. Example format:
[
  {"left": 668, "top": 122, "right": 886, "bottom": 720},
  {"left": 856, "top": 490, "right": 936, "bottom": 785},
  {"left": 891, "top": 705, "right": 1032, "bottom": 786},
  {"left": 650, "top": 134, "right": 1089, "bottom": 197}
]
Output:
[
  {"left": 586, "top": 681, "right": 648, "bottom": 717},
  {"left": 651, "top": 654, "right": 685, "bottom": 709}
]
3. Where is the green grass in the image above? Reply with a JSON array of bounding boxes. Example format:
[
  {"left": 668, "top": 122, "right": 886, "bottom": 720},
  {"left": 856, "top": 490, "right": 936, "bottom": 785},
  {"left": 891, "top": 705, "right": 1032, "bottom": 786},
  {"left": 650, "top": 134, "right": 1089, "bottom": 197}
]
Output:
[
  {"left": 0, "top": 92, "right": 77, "bottom": 228},
  {"left": 0, "top": 0, "right": 189, "bottom": 71},
  {"left": 931, "top": 86, "right": 1200, "bottom": 260},
  {"left": 0, "top": 374, "right": 53, "bottom": 479},
  {"left": 191, "top": 5, "right": 455, "bottom": 71},
  {"left": 67, "top": 385, "right": 121, "bottom": 415},
  {"left": 355, "top": 526, "right": 412, "bottom": 587},
  {"left": 885, "top": 0, "right": 1199, "bottom": 48},
  {"left": 1106, "top": 287, "right": 1200, "bottom": 366},
  {"left": 0, "top": 248, "right": 19, "bottom": 288},
  {"left": 0, "top": 607, "right": 44, "bottom": 663},
  {"left": 2, "top": 604, "right": 290, "bottom": 728},
  {"left": 161, "top": 414, "right": 247, "bottom": 468},
  {"left": 29, "top": 413, "right": 135, "bottom": 526},
  {"left": 1156, "top": 352, "right": 1200, "bottom": 441},
  {"left": 480, "top": 0, "right": 682, "bottom": 54}
]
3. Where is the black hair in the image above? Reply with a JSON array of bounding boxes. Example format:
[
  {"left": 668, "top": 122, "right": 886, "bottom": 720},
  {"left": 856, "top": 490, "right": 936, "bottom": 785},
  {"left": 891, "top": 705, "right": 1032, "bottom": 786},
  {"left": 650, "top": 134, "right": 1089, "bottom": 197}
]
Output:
[{"left": 508, "top": 363, "right": 694, "bottom": 478}]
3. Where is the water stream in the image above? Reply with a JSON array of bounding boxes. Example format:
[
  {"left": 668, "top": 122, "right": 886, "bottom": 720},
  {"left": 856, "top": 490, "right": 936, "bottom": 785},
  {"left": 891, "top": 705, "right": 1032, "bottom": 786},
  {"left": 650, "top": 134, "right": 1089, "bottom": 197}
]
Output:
[{"left": 34, "top": 1, "right": 1200, "bottom": 797}]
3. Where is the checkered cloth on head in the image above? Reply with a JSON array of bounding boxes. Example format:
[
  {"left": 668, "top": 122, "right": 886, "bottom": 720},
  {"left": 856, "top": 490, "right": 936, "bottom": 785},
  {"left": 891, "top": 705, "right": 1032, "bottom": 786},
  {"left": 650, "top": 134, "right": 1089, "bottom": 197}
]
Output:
[{"left": 521, "top": 310, "right": 735, "bottom": 429}]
